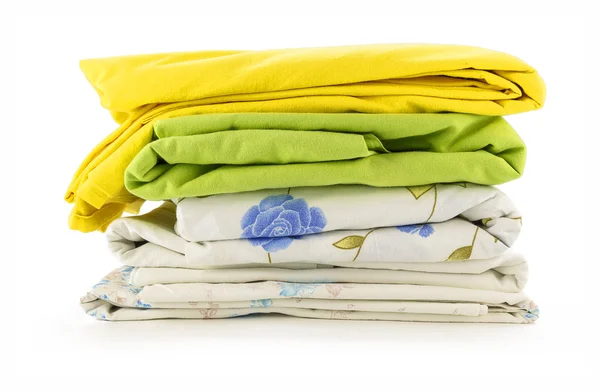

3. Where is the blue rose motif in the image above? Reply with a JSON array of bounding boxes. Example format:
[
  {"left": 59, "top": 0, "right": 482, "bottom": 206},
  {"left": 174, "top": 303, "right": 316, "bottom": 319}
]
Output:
[
  {"left": 240, "top": 194, "right": 327, "bottom": 252},
  {"left": 396, "top": 224, "right": 434, "bottom": 238}
]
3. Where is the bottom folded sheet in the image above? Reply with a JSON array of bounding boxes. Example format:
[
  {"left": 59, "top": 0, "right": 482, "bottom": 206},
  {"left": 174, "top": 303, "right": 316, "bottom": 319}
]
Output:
[{"left": 81, "top": 256, "right": 538, "bottom": 323}]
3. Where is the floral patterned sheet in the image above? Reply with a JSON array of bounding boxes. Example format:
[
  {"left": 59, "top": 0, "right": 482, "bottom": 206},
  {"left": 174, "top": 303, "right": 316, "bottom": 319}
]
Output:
[
  {"left": 108, "top": 184, "right": 522, "bottom": 268},
  {"left": 81, "top": 262, "right": 538, "bottom": 323},
  {"left": 85, "top": 183, "right": 537, "bottom": 323},
  {"left": 174, "top": 183, "right": 519, "bottom": 242}
]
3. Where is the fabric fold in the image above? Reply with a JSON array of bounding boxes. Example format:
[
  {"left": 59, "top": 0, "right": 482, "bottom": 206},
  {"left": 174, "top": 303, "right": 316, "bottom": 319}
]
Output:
[
  {"left": 128, "top": 259, "right": 528, "bottom": 292},
  {"left": 174, "top": 182, "right": 520, "bottom": 242},
  {"left": 80, "top": 44, "right": 545, "bottom": 122},
  {"left": 107, "top": 184, "right": 521, "bottom": 268},
  {"left": 125, "top": 113, "right": 526, "bottom": 201},
  {"left": 73, "top": 44, "right": 541, "bottom": 324},
  {"left": 80, "top": 265, "right": 537, "bottom": 323},
  {"left": 83, "top": 183, "right": 537, "bottom": 324},
  {"left": 66, "top": 43, "right": 544, "bottom": 233}
]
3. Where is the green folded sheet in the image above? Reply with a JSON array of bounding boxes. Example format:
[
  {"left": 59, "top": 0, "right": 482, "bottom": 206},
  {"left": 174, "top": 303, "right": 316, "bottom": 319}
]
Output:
[{"left": 125, "top": 113, "right": 526, "bottom": 200}]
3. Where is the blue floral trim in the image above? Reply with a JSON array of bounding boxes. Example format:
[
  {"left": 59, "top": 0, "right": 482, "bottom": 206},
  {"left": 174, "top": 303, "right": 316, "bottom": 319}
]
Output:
[
  {"left": 84, "top": 266, "right": 154, "bottom": 312},
  {"left": 524, "top": 307, "right": 540, "bottom": 320},
  {"left": 250, "top": 299, "right": 273, "bottom": 308},
  {"left": 277, "top": 282, "right": 320, "bottom": 297},
  {"left": 396, "top": 224, "right": 434, "bottom": 238},
  {"left": 135, "top": 299, "right": 152, "bottom": 308},
  {"left": 92, "top": 279, "right": 110, "bottom": 289}
]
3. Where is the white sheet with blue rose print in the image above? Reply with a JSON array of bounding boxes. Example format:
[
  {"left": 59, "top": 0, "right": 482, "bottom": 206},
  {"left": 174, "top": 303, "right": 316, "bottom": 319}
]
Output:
[
  {"left": 174, "top": 183, "right": 519, "bottom": 242},
  {"left": 107, "top": 184, "right": 521, "bottom": 267}
]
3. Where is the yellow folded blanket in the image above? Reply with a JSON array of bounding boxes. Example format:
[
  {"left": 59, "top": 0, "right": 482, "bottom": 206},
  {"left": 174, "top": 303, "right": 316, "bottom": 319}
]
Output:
[{"left": 66, "top": 44, "right": 545, "bottom": 233}]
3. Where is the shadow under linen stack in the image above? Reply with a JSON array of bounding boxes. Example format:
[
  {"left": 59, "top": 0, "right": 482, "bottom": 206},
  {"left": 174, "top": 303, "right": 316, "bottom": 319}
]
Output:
[{"left": 69, "top": 44, "right": 545, "bottom": 323}]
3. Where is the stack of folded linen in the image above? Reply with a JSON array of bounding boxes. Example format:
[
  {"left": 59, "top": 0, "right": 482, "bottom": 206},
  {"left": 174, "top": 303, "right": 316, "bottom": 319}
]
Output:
[{"left": 71, "top": 44, "right": 545, "bottom": 323}]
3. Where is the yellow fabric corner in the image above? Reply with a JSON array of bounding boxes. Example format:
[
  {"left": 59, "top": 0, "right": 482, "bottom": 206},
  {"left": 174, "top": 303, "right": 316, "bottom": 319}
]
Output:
[{"left": 66, "top": 44, "right": 546, "bottom": 232}]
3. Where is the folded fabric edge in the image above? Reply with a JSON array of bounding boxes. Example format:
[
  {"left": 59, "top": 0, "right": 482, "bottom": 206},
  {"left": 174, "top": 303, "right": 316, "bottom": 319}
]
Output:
[
  {"left": 80, "top": 265, "right": 538, "bottom": 323},
  {"left": 80, "top": 296, "right": 537, "bottom": 324}
]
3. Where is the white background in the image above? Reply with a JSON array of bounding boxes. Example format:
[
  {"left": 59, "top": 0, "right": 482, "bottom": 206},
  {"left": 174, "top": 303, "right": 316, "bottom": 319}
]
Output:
[{"left": 8, "top": 2, "right": 597, "bottom": 387}]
